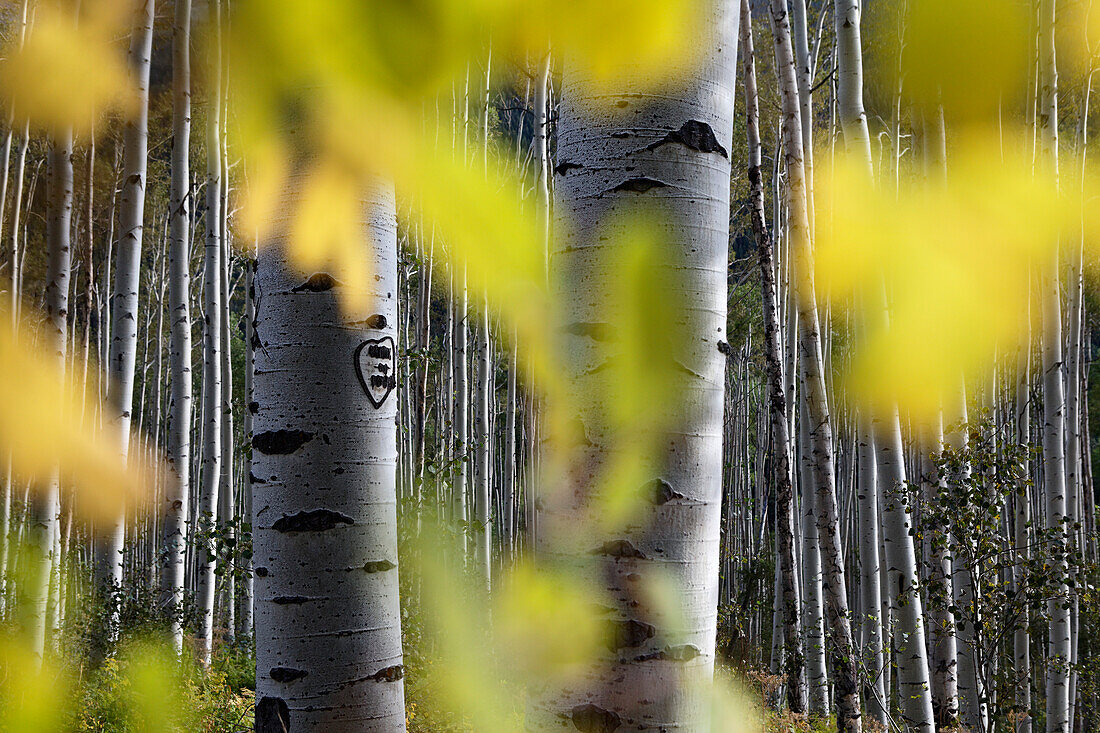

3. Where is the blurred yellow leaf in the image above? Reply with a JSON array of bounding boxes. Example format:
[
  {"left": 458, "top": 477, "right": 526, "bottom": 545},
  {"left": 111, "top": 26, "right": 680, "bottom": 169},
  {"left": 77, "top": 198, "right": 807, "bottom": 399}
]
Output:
[
  {"left": 0, "top": 637, "right": 71, "bottom": 731},
  {"left": 815, "top": 131, "right": 1066, "bottom": 419},
  {"left": 0, "top": 308, "right": 148, "bottom": 521},
  {"left": 885, "top": 0, "right": 1030, "bottom": 120},
  {"left": 285, "top": 160, "right": 373, "bottom": 312},
  {"left": 0, "top": 0, "right": 135, "bottom": 135},
  {"left": 494, "top": 561, "right": 603, "bottom": 683}
]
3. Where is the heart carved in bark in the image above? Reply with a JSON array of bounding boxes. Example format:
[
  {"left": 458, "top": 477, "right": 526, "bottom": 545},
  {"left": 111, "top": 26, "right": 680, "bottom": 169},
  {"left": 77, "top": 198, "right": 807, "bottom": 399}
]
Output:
[{"left": 354, "top": 336, "right": 396, "bottom": 408}]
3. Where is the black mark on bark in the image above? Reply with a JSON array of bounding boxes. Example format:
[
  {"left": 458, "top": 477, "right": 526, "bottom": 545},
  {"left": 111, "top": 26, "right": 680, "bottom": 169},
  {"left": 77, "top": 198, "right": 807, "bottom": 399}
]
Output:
[
  {"left": 645, "top": 120, "right": 728, "bottom": 158},
  {"left": 564, "top": 322, "right": 616, "bottom": 341},
  {"left": 255, "top": 696, "right": 290, "bottom": 733},
  {"left": 370, "top": 664, "right": 404, "bottom": 682},
  {"left": 606, "top": 618, "right": 655, "bottom": 650},
  {"left": 270, "top": 667, "right": 308, "bottom": 682},
  {"left": 554, "top": 160, "right": 583, "bottom": 175},
  {"left": 365, "top": 314, "right": 388, "bottom": 329},
  {"left": 253, "top": 430, "right": 314, "bottom": 455},
  {"left": 363, "top": 560, "right": 396, "bottom": 573},
  {"left": 272, "top": 509, "right": 354, "bottom": 533},
  {"left": 650, "top": 478, "right": 686, "bottom": 505},
  {"left": 292, "top": 273, "right": 339, "bottom": 292},
  {"left": 610, "top": 177, "right": 669, "bottom": 194},
  {"left": 272, "top": 596, "right": 310, "bottom": 605},
  {"left": 571, "top": 703, "right": 621, "bottom": 732},
  {"left": 593, "top": 540, "right": 646, "bottom": 559}
]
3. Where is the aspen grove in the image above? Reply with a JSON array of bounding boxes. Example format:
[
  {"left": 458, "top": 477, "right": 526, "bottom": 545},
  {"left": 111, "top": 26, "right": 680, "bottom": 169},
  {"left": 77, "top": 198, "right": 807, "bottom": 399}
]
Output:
[{"left": 0, "top": 0, "right": 1099, "bottom": 732}]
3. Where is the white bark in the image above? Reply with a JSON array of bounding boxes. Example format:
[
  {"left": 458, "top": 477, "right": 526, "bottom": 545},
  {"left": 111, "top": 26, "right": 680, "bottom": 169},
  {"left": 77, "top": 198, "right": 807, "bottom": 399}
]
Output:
[
  {"left": 740, "top": 0, "right": 806, "bottom": 710},
  {"left": 197, "top": 0, "right": 223, "bottom": 666},
  {"left": 252, "top": 178, "right": 406, "bottom": 732},
  {"left": 533, "top": 1, "right": 738, "bottom": 727},
  {"left": 918, "top": 410, "right": 959, "bottom": 728},
  {"left": 100, "top": 0, "right": 155, "bottom": 624},
  {"left": 773, "top": 1, "right": 862, "bottom": 728},
  {"left": 30, "top": 129, "right": 73, "bottom": 662},
  {"left": 1038, "top": 0, "right": 1070, "bottom": 729},
  {"left": 160, "top": 0, "right": 192, "bottom": 657},
  {"left": 856, "top": 420, "right": 886, "bottom": 726}
]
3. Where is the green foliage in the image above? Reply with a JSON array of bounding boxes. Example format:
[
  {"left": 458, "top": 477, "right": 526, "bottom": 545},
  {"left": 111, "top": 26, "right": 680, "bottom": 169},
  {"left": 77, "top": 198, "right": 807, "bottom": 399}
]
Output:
[
  {"left": 913, "top": 412, "right": 1099, "bottom": 731},
  {"left": 72, "top": 639, "right": 253, "bottom": 733}
]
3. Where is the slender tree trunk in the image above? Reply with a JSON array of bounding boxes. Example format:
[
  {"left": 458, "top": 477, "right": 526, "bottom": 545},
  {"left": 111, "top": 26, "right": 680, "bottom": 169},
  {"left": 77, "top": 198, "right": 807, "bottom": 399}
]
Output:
[
  {"left": 160, "top": 0, "right": 192, "bottom": 657},
  {"left": 1015, "top": 321, "right": 1033, "bottom": 733},
  {"left": 856, "top": 420, "right": 887, "bottom": 726},
  {"left": 219, "top": 146, "right": 235, "bottom": 644},
  {"left": 533, "top": 2, "right": 738, "bottom": 727},
  {"left": 100, "top": 0, "right": 155, "bottom": 639},
  {"left": 741, "top": 0, "right": 806, "bottom": 712},
  {"left": 772, "top": 1, "right": 862, "bottom": 729},
  {"left": 242, "top": 243, "right": 256, "bottom": 640},
  {"left": 252, "top": 178, "right": 406, "bottom": 731},
  {"left": 1038, "top": 0, "right": 1070, "bottom": 729},
  {"left": 197, "top": 0, "right": 223, "bottom": 666},
  {"left": 919, "top": 409, "right": 959, "bottom": 728},
  {"left": 30, "top": 129, "right": 73, "bottom": 662}
]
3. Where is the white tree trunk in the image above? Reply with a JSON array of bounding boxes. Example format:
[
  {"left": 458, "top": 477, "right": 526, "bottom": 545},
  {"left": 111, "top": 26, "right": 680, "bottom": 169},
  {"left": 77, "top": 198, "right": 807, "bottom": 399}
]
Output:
[
  {"left": 533, "top": 1, "right": 738, "bottom": 727},
  {"left": 197, "top": 0, "right": 223, "bottom": 666},
  {"left": 160, "top": 0, "right": 192, "bottom": 657},
  {"left": 100, "top": 0, "right": 155, "bottom": 629},
  {"left": 252, "top": 179, "right": 406, "bottom": 732},
  {"left": 856, "top": 420, "right": 886, "bottom": 726},
  {"left": 772, "top": 1, "right": 862, "bottom": 728},
  {"left": 30, "top": 129, "right": 73, "bottom": 662},
  {"left": 1037, "top": 0, "right": 1070, "bottom": 729},
  {"left": 740, "top": 0, "right": 806, "bottom": 711}
]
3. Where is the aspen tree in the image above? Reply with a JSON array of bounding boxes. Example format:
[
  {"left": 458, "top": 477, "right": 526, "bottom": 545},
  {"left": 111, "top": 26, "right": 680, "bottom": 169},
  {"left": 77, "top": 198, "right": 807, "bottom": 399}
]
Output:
[
  {"left": 197, "top": 0, "right": 223, "bottom": 666},
  {"left": 160, "top": 0, "right": 192, "bottom": 657},
  {"left": 101, "top": 0, "right": 155, "bottom": 632},
  {"left": 31, "top": 128, "right": 73, "bottom": 661},
  {"left": 773, "top": 0, "right": 863, "bottom": 728},
  {"left": 1038, "top": 0, "right": 1070, "bottom": 728},
  {"left": 252, "top": 178, "right": 406, "bottom": 731},
  {"left": 833, "top": 0, "right": 936, "bottom": 728},
  {"left": 534, "top": 1, "right": 738, "bottom": 727},
  {"left": 741, "top": 0, "right": 806, "bottom": 711}
]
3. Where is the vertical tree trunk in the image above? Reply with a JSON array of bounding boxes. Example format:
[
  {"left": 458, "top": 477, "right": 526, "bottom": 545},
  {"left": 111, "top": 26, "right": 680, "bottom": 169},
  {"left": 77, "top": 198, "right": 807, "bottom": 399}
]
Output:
[
  {"left": 533, "top": 2, "right": 738, "bottom": 727},
  {"left": 100, "top": 0, "right": 155, "bottom": 636},
  {"left": 30, "top": 129, "right": 73, "bottom": 662},
  {"left": 219, "top": 144, "right": 235, "bottom": 644},
  {"left": 918, "top": 409, "right": 959, "bottom": 728},
  {"left": 1015, "top": 325, "right": 1033, "bottom": 733},
  {"left": 197, "top": 0, "right": 223, "bottom": 666},
  {"left": 772, "top": 1, "right": 863, "bottom": 729},
  {"left": 856, "top": 421, "right": 887, "bottom": 726},
  {"left": 252, "top": 178, "right": 406, "bottom": 731},
  {"left": 242, "top": 244, "right": 256, "bottom": 641},
  {"left": 1038, "top": 0, "right": 1070, "bottom": 729},
  {"left": 740, "top": 0, "right": 806, "bottom": 712},
  {"left": 161, "top": 0, "right": 192, "bottom": 657}
]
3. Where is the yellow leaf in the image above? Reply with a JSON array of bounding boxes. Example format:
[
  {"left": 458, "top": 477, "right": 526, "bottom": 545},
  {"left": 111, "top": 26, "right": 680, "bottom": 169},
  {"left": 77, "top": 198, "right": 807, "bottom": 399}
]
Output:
[
  {"left": 0, "top": 0, "right": 136, "bottom": 135},
  {"left": 0, "top": 307, "right": 149, "bottom": 521}
]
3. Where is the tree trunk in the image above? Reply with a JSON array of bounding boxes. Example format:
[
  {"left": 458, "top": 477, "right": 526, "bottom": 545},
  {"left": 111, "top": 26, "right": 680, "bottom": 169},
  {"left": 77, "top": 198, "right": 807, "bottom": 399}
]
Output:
[
  {"left": 30, "top": 129, "right": 73, "bottom": 662},
  {"left": 252, "top": 178, "right": 406, "bottom": 731},
  {"left": 1038, "top": 0, "right": 1070, "bottom": 729},
  {"left": 197, "top": 0, "right": 223, "bottom": 666},
  {"left": 532, "top": 2, "right": 738, "bottom": 727},
  {"left": 773, "top": 0, "right": 862, "bottom": 728},
  {"left": 100, "top": 0, "right": 155, "bottom": 638},
  {"left": 740, "top": 0, "right": 806, "bottom": 712},
  {"left": 160, "top": 0, "right": 192, "bottom": 657}
]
